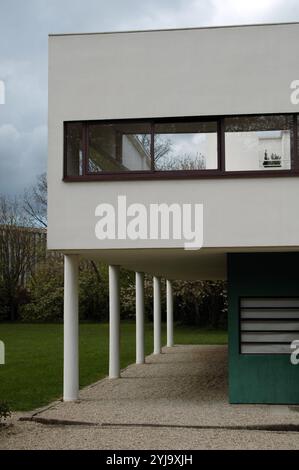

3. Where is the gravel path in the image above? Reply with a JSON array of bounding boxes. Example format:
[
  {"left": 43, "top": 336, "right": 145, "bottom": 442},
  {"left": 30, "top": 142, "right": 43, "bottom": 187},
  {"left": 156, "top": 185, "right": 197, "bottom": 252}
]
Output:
[{"left": 1, "top": 345, "right": 299, "bottom": 449}]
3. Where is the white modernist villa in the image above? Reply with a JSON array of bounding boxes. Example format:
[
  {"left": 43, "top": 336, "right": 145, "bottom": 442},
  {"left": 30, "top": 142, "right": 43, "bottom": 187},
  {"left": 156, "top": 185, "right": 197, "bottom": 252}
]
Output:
[{"left": 48, "top": 22, "right": 299, "bottom": 404}]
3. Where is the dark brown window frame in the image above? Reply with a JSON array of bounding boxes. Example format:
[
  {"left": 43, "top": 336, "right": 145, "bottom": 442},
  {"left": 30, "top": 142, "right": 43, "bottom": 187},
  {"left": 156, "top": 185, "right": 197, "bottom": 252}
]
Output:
[{"left": 63, "top": 113, "right": 299, "bottom": 181}]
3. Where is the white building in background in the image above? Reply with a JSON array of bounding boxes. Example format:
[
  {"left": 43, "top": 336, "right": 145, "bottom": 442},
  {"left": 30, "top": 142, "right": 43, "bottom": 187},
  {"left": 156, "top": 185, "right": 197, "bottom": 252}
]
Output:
[{"left": 48, "top": 23, "right": 299, "bottom": 404}]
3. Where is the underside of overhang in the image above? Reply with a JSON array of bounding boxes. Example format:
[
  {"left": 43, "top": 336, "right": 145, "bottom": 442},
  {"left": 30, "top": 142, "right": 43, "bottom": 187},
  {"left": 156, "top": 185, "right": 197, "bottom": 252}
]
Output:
[{"left": 55, "top": 246, "right": 299, "bottom": 281}]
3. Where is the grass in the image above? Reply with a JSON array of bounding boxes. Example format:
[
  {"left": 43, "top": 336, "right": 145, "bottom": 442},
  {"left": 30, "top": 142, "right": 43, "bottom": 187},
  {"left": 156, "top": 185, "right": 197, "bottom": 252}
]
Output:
[{"left": 0, "top": 322, "right": 227, "bottom": 411}]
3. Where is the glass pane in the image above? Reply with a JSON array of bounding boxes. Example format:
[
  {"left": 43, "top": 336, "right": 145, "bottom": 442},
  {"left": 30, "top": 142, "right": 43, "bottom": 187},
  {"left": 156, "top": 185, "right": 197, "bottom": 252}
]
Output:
[
  {"left": 88, "top": 122, "right": 151, "bottom": 172},
  {"left": 154, "top": 121, "right": 218, "bottom": 171},
  {"left": 225, "top": 115, "right": 293, "bottom": 171},
  {"left": 65, "top": 123, "right": 83, "bottom": 176}
]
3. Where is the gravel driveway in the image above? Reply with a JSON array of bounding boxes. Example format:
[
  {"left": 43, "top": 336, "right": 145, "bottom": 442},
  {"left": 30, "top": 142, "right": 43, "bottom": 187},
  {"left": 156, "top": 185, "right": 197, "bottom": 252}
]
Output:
[{"left": 1, "top": 345, "right": 299, "bottom": 449}]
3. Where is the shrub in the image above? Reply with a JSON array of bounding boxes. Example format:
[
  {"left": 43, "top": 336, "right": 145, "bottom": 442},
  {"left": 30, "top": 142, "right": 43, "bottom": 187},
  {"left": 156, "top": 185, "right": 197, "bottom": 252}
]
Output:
[
  {"left": 18, "top": 255, "right": 227, "bottom": 327},
  {"left": 19, "top": 259, "right": 114, "bottom": 322},
  {"left": 79, "top": 261, "right": 109, "bottom": 321},
  {"left": 20, "top": 257, "right": 64, "bottom": 322},
  {"left": 173, "top": 280, "right": 227, "bottom": 328},
  {"left": 121, "top": 276, "right": 227, "bottom": 328},
  {"left": 0, "top": 402, "right": 11, "bottom": 423}
]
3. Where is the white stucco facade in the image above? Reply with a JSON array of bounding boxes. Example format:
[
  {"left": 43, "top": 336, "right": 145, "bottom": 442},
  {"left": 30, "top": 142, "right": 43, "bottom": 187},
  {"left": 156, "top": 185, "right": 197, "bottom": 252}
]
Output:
[{"left": 48, "top": 23, "right": 299, "bottom": 280}]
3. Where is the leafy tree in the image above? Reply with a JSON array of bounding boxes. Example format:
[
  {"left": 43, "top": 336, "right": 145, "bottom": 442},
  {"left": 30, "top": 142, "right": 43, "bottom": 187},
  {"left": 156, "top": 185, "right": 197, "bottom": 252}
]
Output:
[
  {"left": 173, "top": 280, "right": 227, "bottom": 328},
  {"left": 121, "top": 276, "right": 226, "bottom": 328},
  {"left": 78, "top": 261, "right": 109, "bottom": 321},
  {"left": 20, "top": 258, "right": 134, "bottom": 322},
  {"left": 20, "top": 257, "right": 64, "bottom": 322}
]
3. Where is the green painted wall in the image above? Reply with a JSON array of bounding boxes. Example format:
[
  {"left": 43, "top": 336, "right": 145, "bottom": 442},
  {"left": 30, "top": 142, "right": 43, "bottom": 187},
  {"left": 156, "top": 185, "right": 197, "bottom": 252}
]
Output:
[{"left": 228, "top": 253, "right": 299, "bottom": 404}]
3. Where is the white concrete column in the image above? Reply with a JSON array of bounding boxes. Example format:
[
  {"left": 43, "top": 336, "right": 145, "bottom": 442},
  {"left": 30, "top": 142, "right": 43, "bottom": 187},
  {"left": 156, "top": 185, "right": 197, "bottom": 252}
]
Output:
[
  {"left": 166, "top": 280, "right": 174, "bottom": 347},
  {"left": 153, "top": 276, "right": 161, "bottom": 354},
  {"left": 109, "top": 265, "right": 120, "bottom": 379},
  {"left": 63, "top": 254, "right": 79, "bottom": 401},
  {"left": 136, "top": 272, "right": 145, "bottom": 364}
]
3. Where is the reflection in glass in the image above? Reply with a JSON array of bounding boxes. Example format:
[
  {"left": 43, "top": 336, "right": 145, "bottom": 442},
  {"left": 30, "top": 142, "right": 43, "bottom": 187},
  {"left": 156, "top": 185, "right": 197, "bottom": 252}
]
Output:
[
  {"left": 65, "top": 123, "right": 83, "bottom": 176},
  {"left": 154, "top": 122, "right": 218, "bottom": 171},
  {"left": 88, "top": 123, "right": 151, "bottom": 173},
  {"left": 225, "top": 115, "right": 293, "bottom": 171}
]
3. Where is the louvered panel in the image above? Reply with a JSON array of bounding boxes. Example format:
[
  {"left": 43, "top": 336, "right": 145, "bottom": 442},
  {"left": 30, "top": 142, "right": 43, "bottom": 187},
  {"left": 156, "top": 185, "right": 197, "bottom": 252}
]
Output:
[{"left": 240, "top": 298, "right": 299, "bottom": 355}]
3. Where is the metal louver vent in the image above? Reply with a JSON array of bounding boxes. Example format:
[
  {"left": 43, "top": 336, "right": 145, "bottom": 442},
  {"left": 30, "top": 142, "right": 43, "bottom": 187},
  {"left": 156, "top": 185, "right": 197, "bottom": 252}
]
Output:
[{"left": 240, "top": 298, "right": 299, "bottom": 354}]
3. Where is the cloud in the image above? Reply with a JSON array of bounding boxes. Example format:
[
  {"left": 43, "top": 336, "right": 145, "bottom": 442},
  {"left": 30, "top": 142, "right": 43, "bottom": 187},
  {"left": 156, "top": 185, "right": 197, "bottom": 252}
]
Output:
[
  {"left": 0, "top": 60, "right": 47, "bottom": 130},
  {"left": 210, "top": 0, "right": 298, "bottom": 25},
  {"left": 0, "top": 0, "right": 299, "bottom": 195},
  {"left": 0, "top": 124, "right": 47, "bottom": 195}
]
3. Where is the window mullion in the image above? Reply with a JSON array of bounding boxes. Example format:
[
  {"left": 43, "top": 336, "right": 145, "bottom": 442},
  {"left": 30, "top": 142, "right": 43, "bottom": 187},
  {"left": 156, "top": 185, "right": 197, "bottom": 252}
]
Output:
[
  {"left": 218, "top": 118, "right": 225, "bottom": 172},
  {"left": 151, "top": 121, "right": 155, "bottom": 171},
  {"left": 83, "top": 122, "right": 88, "bottom": 176},
  {"left": 293, "top": 114, "right": 298, "bottom": 171}
]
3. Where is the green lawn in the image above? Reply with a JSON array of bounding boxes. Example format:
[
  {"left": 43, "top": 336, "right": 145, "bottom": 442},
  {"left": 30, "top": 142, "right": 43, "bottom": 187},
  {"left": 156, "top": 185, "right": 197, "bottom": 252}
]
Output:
[{"left": 0, "top": 322, "right": 227, "bottom": 411}]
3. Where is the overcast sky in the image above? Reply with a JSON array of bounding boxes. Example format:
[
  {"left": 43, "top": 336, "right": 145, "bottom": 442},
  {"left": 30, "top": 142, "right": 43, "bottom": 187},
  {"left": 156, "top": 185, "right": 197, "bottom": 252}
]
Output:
[{"left": 0, "top": 0, "right": 299, "bottom": 195}]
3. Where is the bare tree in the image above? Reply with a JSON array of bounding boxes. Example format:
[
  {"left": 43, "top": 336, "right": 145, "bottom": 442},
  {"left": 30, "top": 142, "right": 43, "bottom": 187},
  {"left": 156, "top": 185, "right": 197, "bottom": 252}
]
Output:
[
  {"left": 0, "top": 196, "right": 45, "bottom": 320},
  {"left": 156, "top": 153, "right": 206, "bottom": 171},
  {"left": 136, "top": 134, "right": 207, "bottom": 170},
  {"left": 23, "top": 172, "right": 47, "bottom": 227},
  {"left": 136, "top": 134, "right": 172, "bottom": 163}
]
